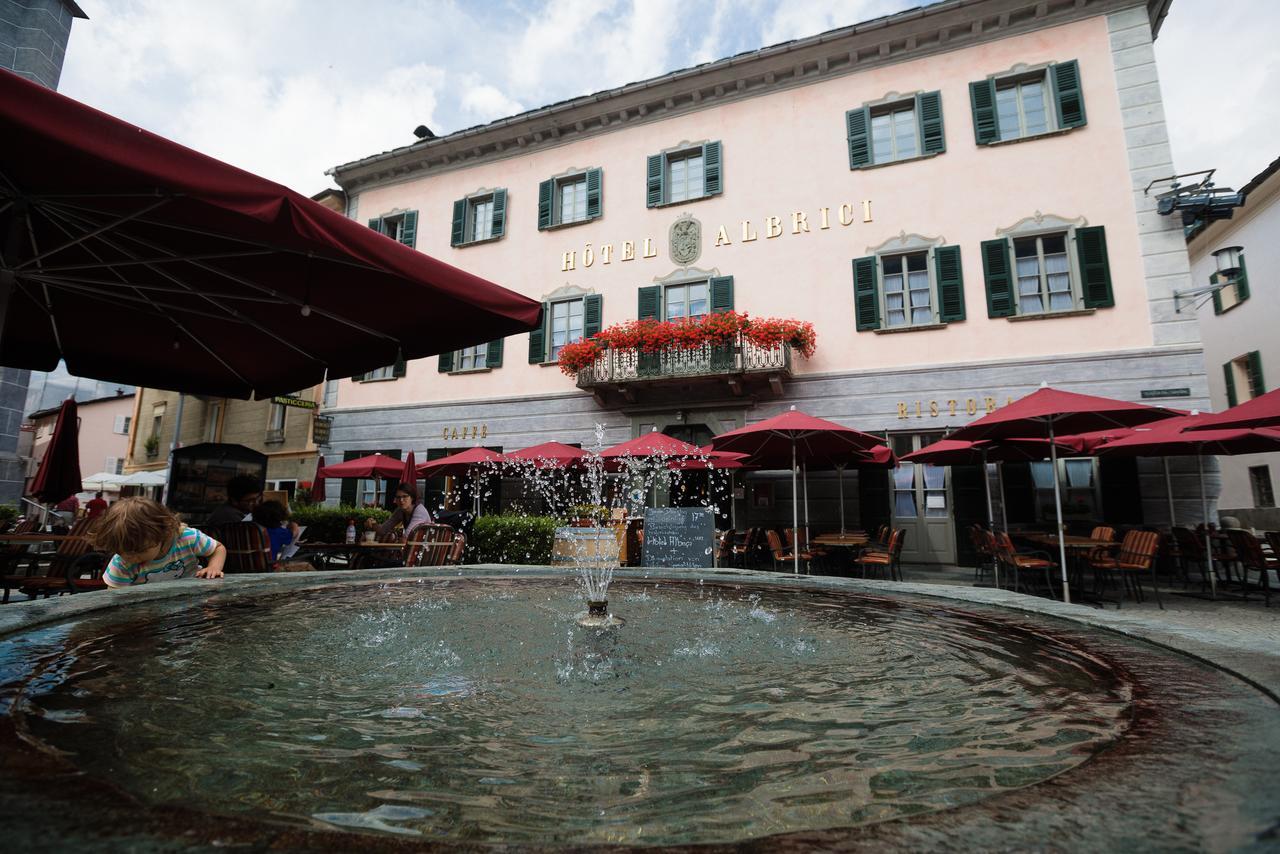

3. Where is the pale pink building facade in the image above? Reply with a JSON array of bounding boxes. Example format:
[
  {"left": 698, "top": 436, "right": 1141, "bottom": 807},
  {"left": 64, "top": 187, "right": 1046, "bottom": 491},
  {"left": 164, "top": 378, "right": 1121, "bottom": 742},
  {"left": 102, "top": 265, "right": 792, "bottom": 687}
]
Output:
[
  {"left": 24, "top": 393, "right": 134, "bottom": 497},
  {"left": 326, "top": 0, "right": 1207, "bottom": 563}
]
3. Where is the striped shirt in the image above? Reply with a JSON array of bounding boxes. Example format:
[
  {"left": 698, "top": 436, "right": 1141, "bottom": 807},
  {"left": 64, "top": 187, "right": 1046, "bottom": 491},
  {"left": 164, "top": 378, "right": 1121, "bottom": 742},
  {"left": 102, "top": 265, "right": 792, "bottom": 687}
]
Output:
[{"left": 104, "top": 526, "right": 221, "bottom": 588}]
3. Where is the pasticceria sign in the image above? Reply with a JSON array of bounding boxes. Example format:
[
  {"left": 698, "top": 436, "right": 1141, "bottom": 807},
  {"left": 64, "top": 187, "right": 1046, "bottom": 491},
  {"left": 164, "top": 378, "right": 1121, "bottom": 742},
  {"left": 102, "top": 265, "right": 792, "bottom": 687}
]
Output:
[
  {"left": 897, "top": 396, "right": 1016, "bottom": 419},
  {"left": 559, "top": 200, "right": 874, "bottom": 271}
]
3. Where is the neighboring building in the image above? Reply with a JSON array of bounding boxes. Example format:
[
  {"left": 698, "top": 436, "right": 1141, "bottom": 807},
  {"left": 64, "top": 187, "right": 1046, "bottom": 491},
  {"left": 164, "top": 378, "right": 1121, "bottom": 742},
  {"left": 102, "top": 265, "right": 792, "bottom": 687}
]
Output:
[
  {"left": 310, "top": 187, "right": 347, "bottom": 213},
  {"left": 325, "top": 0, "right": 1206, "bottom": 564},
  {"left": 24, "top": 366, "right": 134, "bottom": 415},
  {"left": 123, "top": 388, "right": 326, "bottom": 500},
  {"left": 1190, "top": 156, "right": 1280, "bottom": 529},
  {"left": 0, "top": 0, "right": 88, "bottom": 505},
  {"left": 23, "top": 391, "right": 134, "bottom": 494}
]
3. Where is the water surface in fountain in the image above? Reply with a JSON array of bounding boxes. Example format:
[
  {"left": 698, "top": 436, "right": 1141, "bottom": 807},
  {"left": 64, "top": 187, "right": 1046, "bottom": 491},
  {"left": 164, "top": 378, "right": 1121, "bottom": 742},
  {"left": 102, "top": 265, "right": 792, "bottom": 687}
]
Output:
[{"left": 2, "top": 578, "right": 1134, "bottom": 845}]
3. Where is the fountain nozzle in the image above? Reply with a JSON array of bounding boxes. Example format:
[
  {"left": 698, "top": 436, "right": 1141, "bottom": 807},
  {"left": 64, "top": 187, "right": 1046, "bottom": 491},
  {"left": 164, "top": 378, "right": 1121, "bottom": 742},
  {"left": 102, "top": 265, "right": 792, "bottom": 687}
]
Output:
[{"left": 576, "top": 599, "right": 625, "bottom": 629}]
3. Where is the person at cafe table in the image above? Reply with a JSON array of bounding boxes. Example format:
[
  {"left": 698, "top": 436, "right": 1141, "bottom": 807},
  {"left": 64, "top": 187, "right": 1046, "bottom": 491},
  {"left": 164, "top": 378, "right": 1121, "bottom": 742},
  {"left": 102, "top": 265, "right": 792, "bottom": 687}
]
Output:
[
  {"left": 205, "top": 475, "right": 263, "bottom": 527},
  {"left": 366, "top": 483, "right": 431, "bottom": 540}
]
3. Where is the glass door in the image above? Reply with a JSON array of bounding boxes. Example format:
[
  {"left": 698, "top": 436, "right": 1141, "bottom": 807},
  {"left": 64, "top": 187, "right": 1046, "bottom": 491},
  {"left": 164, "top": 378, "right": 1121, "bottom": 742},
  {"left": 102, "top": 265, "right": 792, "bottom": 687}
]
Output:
[{"left": 889, "top": 432, "right": 955, "bottom": 564}]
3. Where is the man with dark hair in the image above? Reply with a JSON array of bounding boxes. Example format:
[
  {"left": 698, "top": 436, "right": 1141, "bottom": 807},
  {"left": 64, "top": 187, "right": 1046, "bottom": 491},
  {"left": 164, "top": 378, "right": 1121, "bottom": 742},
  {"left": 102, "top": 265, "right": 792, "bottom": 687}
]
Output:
[
  {"left": 205, "top": 475, "right": 263, "bottom": 527},
  {"left": 85, "top": 491, "right": 109, "bottom": 520}
]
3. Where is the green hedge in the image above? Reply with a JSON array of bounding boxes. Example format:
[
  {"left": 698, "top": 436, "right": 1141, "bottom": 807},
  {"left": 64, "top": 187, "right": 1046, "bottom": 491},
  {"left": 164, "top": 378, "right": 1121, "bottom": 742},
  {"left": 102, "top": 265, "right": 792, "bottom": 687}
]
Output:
[
  {"left": 471, "top": 514, "right": 558, "bottom": 564},
  {"left": 290, "top": 505, "right": 391, "bottom": 543},
  {"left": 0, "top": 503, "right": 17, "bottom": 532}
]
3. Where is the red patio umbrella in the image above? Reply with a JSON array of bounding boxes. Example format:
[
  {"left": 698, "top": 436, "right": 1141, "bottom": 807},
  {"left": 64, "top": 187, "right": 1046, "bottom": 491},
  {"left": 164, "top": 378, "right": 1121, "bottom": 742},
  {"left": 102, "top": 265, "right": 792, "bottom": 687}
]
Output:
[
  {"left": 1095, "top": 415, "right": 1280, "bottom": 597},
  {"left": 710, "top": 407, "right": 889, "bottom": 573},
  {"left": 0, "top": 69, "right": 542, "bottom": 399},
  {"left": 29, "top": 397, "right": 82, "bottom": 506},
  {"left": 417, "top": 447, "right": 504, "bottom": 518},
  {"left": 310, "top": 453, "right": 405, "bottom": 503},
  {"left": 1183, "top": 387, "right": 1280, "bottom": 432},
  {"left": 400, "top": 451, "right": 417, "bottom": 487},
  {"left": 947, "top": 386, "right": 1179, "bottom": 603},
  {"left": 599, "top": 431, "right": 705, "bottom": 472},
  {"left": 504, "top": 441, "right": 589, "bottom": 469}
]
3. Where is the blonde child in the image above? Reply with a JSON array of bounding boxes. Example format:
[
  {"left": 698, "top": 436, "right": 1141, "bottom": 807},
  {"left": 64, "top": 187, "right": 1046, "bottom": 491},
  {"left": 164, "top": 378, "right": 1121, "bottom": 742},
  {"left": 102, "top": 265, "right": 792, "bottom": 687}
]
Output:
[{"left": 90, "top": 497, "right": 226, "bottom": 588}]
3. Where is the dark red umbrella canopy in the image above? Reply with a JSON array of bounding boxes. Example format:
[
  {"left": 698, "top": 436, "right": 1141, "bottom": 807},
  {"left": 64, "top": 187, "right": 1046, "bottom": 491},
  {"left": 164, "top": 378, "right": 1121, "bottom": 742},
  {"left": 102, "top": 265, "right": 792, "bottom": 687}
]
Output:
[
  {"left": 668, "top": 446, "right": 752, "bottom": 471},
  {"left": 947, "top": 387, "right": 1179, "bottom": 441},
  {"left": 901, "top": 436, "right": 1085, "bottom": 465},
  {"left": 710, "top": 409, "right": 886, "bottom": 466},
  {"left": 29, "top": 397, "right": 81, "bottom": 505},
  {"left": 417, "top": 447, "right": 503, "bottom": 478},
  {"left": 0, "top": 69, "right": 542, "bottom": 399},
  {"left": 310, "top": 453, "right": 404, "bottom": 502},
  {"left": 1183, "top": 387, "right": 1280, "bottom": 432},
  {"left": 400, "top": 451, "right": 417, "bottom": 485},
  {"left": 1093, "top": 415, "right": 1280, "bottom": 457},
  {"left": 504, "top": 441, "right": 589, "bottom": 469}
]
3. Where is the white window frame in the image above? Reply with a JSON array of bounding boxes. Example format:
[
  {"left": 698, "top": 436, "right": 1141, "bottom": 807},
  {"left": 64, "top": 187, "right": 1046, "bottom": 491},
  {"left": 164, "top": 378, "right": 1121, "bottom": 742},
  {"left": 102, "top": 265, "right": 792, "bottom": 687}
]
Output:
[
  {"left": 112, "top": 414, "right": 131, "bottom": 435},
  {"left": 556, "top": 176, "right": 588, "bottom": 225},
  {"left": 880, "top": 250, "right": 935, "bottom": 328},
  {"left": 382, "top": 213, "right": 409, "bottom": 243},
  {"left": 869, "top": 101, "right": 920, "bottom": 165},
  {"left": 1030, "top": 458, "right": 1101, "bottom": 522},
  {"left": 666, "top": 149, "right": 705, "bottom": 204},
  {"left": 456, "top": 344, "right": 488, "bottom": 371},
  {"left": 467, "top": 194, "right": 495, "bottom": 242},
  {"left": 362, "top": 365, "right": 396, "bottom": 381},
  {"left": 1012, "top": 231, "right": 1076, "bottom": 315},
  {"left": 1215, "top": 269, "right": 1246, "bottom": 312},
  {"left": 663, "top": 281, "right": 709, "bottom": 322},
  {"left": 150, "top": 404, "right": 164, "bottom": 439},
  {"left": 357, "top": 478, "right": 386, "bottom": 508},
  {"left": 994, "top": 71, "right": 1054, "bottom": 142},
  {"left": 549, "top": 297, "right": 586, "bottom": 361}
]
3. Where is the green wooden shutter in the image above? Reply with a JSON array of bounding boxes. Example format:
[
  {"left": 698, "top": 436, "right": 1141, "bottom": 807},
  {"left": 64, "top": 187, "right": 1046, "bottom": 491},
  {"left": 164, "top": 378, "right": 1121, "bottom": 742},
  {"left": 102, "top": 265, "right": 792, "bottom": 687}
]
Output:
[
  {"left": 917, "top": 91, "right": 945, "bottom": 155},
  {"left": 1224, "top": 362, "right": 1238, "bottom": 408},
  {"left": 1248, "top": 350, "right": 1265, "bottom": 397},
  {"left": 1212, "top": 275, "right": 1224, "bottom": 315},
  {"left": 1076, "top": 226, "right": 1114, "bottom": 308},
  {"left": 702, "top": 141, "right": 722, "bottom": 197},
  {"left": 450, "top": 199, "right": 466, "bottom": 247},
  {"left": 853, "top": 256, "right": 880, "bottom": 331},
  {"left": 486, "top": 338, "right": 504, "bottom": 369},
  {"left": 438, "top": 351, "right": 454, "bottom": 373},
  {"left": 935, "top": 245, "right": 965, "bottom": 322},
  {"left": 981, "top": 238, "right": 1015, "bottom": 317},
  {"left": 846, "top": 107, "right": 871, "bottom": 168},
  {"left": 709, "top": 276, "right": 734, "bottom": 314},
  {"left": 585, "top": 168, "right": 602, "bottom": 220},
  {"left": 637, "top": 285, "right": 661, "bottom": 320},
  {"left": 1051, "top": 60, "right": 1086, "bottom": 129},
  {"left": 969, "top": 79, "right": 999, "bottom": 145},
  {"left": 528, "top": 302, "right": 548, "bottom": 363},
  {"left": 398, "top": 211, "right": 417, "bottom": 247},
  {"left": 1237, "top": 255, "right": 1250, "bottom": 302},
  {"left": 367, "top": 217, "right": 384, "bottom": 234},
  {"left": 340, "top": 450, "right": 359, "bottom": 506},
  {"left": 490, "top": 190, "right": 506, "bottom": 239},
  {"left": 351, "top": 372, "right": 367, "bottom": 382},
  {"left": 537, "top": 179, "right": 554, "bottom": 229},
  {"left": 646, "top": 154, "right": 664, "bottom": 208},
  {"left": 583, "top": 294, "right": 603, "bottom": 338},
  {"left": 392, "top": 359, "right": 407, "bottom": 378}
]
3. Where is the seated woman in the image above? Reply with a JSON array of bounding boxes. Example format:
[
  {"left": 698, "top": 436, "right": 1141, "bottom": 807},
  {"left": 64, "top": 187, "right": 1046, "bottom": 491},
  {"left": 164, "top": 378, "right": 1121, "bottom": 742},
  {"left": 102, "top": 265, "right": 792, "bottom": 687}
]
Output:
[
  {"left": 252, "top": 500, "right": 299, "bottom": 561},
  {"left": 369, "top": 484, "right": 432, "bottom": 542}
]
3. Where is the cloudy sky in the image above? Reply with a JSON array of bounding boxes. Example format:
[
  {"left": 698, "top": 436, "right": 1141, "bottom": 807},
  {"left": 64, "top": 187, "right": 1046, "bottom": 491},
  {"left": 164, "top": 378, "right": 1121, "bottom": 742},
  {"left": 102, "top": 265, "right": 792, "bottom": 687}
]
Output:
[{"left": 60, "top": 0, "right": 1279, "bottom": 197}]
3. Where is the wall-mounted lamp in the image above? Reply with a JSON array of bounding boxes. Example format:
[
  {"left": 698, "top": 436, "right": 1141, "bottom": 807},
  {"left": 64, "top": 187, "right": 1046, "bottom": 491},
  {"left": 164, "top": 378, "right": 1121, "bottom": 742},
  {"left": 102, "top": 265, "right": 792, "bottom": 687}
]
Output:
[{"left": 1213, "top": 246, "right": 1243, "bottom": 275}]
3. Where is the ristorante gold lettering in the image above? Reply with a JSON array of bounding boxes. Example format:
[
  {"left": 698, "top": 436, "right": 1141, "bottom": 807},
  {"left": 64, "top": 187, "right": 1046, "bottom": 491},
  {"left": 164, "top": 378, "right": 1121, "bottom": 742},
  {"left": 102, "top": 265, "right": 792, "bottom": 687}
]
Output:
[{"left": 896, "top": 396, "right": 1016, "bottom": 419}]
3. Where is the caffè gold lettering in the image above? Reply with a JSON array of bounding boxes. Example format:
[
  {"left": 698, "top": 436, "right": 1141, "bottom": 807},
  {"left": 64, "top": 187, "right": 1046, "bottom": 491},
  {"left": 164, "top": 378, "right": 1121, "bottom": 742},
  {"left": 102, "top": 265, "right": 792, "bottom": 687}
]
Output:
[
  {"left": 441, "top": 424, "right": 489, "bottom": 441},
  {"left": 896, "top": 396, "right": 1016, "bottom": 420}
]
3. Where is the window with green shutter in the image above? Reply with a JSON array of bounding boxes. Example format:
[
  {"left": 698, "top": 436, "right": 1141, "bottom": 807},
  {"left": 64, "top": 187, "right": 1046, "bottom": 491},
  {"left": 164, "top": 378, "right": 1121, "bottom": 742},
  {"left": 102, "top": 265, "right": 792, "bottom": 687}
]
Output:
[
  {"left": 537, "top": 169, "right": 603, "bottom": 230},
  {"left": 1224, "top": 352, "right": 1263, "bottom": 405},
  {"left": 1247, "top": 350, "right": 1265, "bottom": 398},
  {"left": 1075, "top": 226, "right": 1113, "bottom": 308},
  {"left": 451, "top": 190, "right": 507, "bottom": 246},
  {"left": 646, "top": 142, "right": 722, "bottom": 206},
  {"left": 859, "top": 245, "right": 963, "bottom": 330},
  {"left": 852, "top": 256, "right": 880, "bottom": 331},
  {"left": 935, "top": 245, "right": 965, "bottom": 322},
  {"left": 528, "top": 302, "right": 548, "bottom": 364},
  {"left": 354, "top": 361, "right": 404, "bottom": 381},
  {"left": 981, "top": 239, "right": 1015, "bottom": 317},
  {"left": 1224, "top": 362, "right": 1238, "bottom": 407},
  {"left": 847, "top": 91, "right": 945, "bottom": 169},
  {"left": 970, "top": 60, "right": 1087, "bottom": 146},
  {"left": 368, "top": 211, "right": 418, "bottom": 248},
  {"left": 983, "top": 224, "right": 1113, "bottom": 318}
]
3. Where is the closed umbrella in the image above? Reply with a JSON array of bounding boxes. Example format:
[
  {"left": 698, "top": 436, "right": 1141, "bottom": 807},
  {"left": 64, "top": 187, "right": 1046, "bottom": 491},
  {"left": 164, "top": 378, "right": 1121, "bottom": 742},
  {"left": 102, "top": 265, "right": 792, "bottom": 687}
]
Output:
[
  {"left": 311, "top": 453, "right": 404, "bottom": 503},
  {"left": 948, "top": 386, "right": 1179, "bottom": 604},
  {"left": 400, "top": 451, "right": 417, "bottom": 487},
  {"left": 711, "top": 407, "right": 888, "bottom": 574},
  {"left": 0, "top": 70, "right": 542, "bottom": 398},
  {"left": 1094, "top": 415, "right": 1280, "bottom": 598},
  {"left": 29, "top": 398, "right": 81, "bottom": 506}
]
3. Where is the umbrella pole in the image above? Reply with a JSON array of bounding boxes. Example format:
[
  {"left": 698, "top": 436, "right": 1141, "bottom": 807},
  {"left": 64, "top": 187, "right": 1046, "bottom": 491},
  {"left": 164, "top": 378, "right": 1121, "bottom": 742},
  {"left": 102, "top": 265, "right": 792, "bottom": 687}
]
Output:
[
  {"left": 998, "top": 461, "right": 1009, "bottom": 531},
  {"left": 802, "top": 463, "right": 810, "bottom": 542},
  {"left": 1199, "top": 452, "right": 1216, "bottom": 599},
  {"left": 792, "top": 441, "right": 799, "bottom": 575},
  {"left": 1049, "top": 422, "right": 1071, "bottom": 605},
  {"left": 837, "top": 464, "right": 846, "bottom": 534},
  {"left": 983, "top": 449, "right": 998, "bottom": 590},
  {"left": 730, "top": 471, "right": 736, "bottom": 531},
  {"left": 1163, "top": 457, "right": 1176, "bottom": 527}
]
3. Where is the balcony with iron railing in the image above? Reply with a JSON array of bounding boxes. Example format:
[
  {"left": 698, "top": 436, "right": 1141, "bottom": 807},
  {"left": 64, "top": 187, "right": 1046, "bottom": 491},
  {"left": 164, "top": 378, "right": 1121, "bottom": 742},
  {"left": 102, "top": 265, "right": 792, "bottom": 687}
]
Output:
[{"left": 576, "top": 333, "right": 792, "bottom": 405}]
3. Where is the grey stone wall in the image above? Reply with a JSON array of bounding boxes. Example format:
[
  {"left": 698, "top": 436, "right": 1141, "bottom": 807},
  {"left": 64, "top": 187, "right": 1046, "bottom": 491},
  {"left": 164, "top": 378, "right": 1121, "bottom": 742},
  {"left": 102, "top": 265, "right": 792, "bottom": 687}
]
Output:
[
  {"left": 0, "top": 0, "right": 79, "bottom": 89},
  {"left": 323, "top": 343, "right": 1219, "bottom": 536},
  {"left": 0, "top": 367, "right": 29, "bottom": 504}
]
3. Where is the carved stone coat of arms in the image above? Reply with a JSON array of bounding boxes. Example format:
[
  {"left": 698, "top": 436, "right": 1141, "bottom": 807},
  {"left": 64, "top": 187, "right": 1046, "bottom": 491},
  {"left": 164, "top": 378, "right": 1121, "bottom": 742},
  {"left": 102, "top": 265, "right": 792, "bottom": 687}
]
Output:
[{"left": 669, "top": 216, "right": 701, "bottom": 265}]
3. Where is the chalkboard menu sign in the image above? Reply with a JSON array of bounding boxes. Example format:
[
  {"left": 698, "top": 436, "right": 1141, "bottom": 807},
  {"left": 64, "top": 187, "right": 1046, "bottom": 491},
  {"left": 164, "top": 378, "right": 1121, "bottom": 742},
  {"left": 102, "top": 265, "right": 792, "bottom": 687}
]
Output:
[{"left": 642, "top": 507, "right": 715, "bottom": 568}]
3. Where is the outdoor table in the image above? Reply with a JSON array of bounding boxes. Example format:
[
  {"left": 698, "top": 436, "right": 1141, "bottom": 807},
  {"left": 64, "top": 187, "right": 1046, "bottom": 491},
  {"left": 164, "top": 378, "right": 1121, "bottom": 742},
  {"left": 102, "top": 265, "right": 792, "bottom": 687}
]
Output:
[
  {"left": 293, "top": 541, "right": 405, "bottom": 569},
  {"left": 1019, "top": 534, "right": 1119, "bottom": 601},
  {"left": 811, "top": 532, "right": 870, "bottom": 573}
]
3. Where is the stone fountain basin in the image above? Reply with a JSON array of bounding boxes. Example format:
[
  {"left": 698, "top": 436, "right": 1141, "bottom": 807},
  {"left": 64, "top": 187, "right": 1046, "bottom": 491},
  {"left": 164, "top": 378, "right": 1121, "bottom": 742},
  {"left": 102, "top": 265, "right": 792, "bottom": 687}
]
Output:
[{"left": 0, "top": 565, "right": 1277, "bottom": 852}]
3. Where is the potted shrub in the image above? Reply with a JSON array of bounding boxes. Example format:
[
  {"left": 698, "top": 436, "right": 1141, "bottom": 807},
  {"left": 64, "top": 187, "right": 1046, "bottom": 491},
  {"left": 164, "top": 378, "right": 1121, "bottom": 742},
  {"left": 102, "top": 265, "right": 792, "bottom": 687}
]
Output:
[{"left": 143, "top": 434, "right": 160, "bottom": 458}]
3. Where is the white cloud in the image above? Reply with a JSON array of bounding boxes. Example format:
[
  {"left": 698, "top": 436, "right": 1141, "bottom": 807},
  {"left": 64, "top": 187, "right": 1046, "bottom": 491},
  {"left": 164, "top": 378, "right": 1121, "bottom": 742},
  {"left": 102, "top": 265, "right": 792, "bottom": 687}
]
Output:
[
  {"left": 458, "top": 81, "right": 525, "bottom": 125},
  {"left": 759, "top": 0, "right": 907, "bottom": 45}
]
